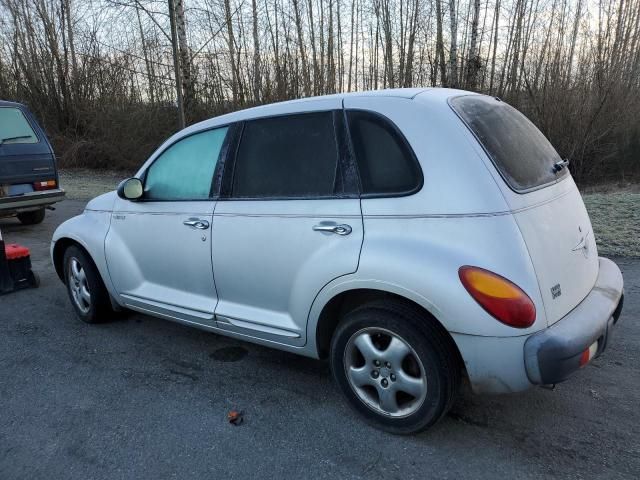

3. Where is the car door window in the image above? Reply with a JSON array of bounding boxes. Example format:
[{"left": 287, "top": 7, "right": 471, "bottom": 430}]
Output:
[
  {"left": 145, "top": 127, "right": 228, "bottom": 200},
  {"left": 347, "top": 110, "right": 422, "bottom": 196},
  {"left": 232, "top": 112, "right": 339, "bottom": 198}
]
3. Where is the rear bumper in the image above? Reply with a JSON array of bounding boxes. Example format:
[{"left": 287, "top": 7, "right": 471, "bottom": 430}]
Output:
[
  {"left": 524, "top": 257, "right": 624, "bottom": 385},
  {"left": 0, "top": 189, "right": 65, "bottom": 213}
]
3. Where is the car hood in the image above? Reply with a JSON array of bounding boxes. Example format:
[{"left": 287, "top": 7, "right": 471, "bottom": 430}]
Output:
[{"left": 85, "top": 191, "right": 117, "bottom": 212}]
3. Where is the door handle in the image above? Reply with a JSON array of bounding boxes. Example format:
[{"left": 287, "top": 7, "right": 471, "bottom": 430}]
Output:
[
  {"left": 183, "top": 218, "right": 210, "bottom": 229},
  {"left": 312, "top": 223, "right": 352, "bottom": 236}
]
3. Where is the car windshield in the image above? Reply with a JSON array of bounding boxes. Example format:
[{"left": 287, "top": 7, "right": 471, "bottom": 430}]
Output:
[
  {"left": 450, "top": 95, "right": 567, "bottom": 191},
  {"left": 0, "top": 107, "right": 38, "bottom": 145}
]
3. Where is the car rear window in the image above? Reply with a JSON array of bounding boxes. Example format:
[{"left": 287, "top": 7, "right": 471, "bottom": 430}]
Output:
[
  {"left": 0, "top": 107, "right": 38, "bottom": 145},
  {"left": 450, "top": 95, "right": 566, "bottom": 191}
]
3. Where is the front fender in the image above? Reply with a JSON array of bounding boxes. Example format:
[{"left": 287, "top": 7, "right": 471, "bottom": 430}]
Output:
[{"left": 51, "top": 209, "right": 116, "bottom": 299}]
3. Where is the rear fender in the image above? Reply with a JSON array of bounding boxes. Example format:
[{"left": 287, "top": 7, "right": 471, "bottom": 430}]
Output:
[{"left": 307, "top": 213, "right": 548, "bottom": 357}]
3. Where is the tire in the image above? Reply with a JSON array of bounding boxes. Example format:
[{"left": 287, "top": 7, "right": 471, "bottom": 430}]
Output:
[
  {"left": 330, "top": 300, "right": 461, "bottom": 434},
  {"left": 63, "top": 245, "right": 113, "bottom": 323},
  {"left": 17, "top": 208, "right": 45, "bottom": 225},
  {"left": 29, "top": 271, "right": 40, "bottom": 288}
]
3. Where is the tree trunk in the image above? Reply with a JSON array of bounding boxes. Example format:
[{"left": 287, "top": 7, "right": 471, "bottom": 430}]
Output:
[
  {"left": 293, "top": 0, "right": 310, "bottom": 96},
  {"left": 175, "top": 0, "right": 194, "bottom": 119},
  {"left": 435, "top": 0, "right": 447, "bottom": 86},
  {"left": 466, "top": 0, "right": 480, "bottom": 90},
  {"left": 251, "top": 0, "right": 261, "bottom": 102},
  {"left": 448, "top": 0, "right": 458, "bottom": 88}
]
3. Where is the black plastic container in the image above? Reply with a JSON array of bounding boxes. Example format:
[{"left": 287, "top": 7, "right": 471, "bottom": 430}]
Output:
[{"left": 0, "top": 236, "right": 39, "bottom": 294}]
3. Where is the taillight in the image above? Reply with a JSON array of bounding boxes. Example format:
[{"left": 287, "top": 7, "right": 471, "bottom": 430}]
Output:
[
  {"left": 459, "top": 266, "right": 536, "bottom": 328},
  {"left": 33, "top": 180, "right": 57, "bottom": 191}
]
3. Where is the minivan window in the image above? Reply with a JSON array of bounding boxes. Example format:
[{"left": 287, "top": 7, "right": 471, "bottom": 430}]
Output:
[
  {"left": 0, "top": 107, "right": 38, "bottom": 145},
  {"left": 144, "top": 127, "right": 228, "bottom": 200},
  {"left": 347, "top": 111, "right": 422, "bottom": 195},
  {"left": 450, "top": 95, "right": 567, "bottom": 191},
  {"left": 232, "top": 112, "right": 339, "bottom": 198}
]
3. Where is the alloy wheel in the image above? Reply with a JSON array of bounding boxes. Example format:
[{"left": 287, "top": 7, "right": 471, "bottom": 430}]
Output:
[
  {"left": 344, "top": 327, "right": 428, "bottom": 418},
  {"left": 68, "top": 257, "right": 91, "bottom": 314}
]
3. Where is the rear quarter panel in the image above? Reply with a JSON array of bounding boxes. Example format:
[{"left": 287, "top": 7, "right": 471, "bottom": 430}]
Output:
[
  {"left": 318, "top": 93, "right": 547, "bottom": 337},
  {"left": 308, "top": 213, "right": 547, "bottom": 340}
]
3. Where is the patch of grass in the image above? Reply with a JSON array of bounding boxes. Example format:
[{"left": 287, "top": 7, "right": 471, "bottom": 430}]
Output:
[
  {"left": 583, "top": 192, "right": 640, "bottom": 258},
  {"left": 59, "top": 169, "right": 130, "bottom": 200}
]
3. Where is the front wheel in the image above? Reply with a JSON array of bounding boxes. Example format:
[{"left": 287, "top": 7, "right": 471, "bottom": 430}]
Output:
[
  {"left": 63, "top": 245, "right": 113, "bottom": 323},
  {"left": 330, "top": 301, "right": 461, "bottom": 434}
]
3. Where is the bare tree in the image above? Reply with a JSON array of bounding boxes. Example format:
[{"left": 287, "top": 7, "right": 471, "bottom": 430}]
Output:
[
  {"left": 1, "top": 0, "right": 638, "bottom": 183},
  {"left": 448, "top": 0, "right": 458, "bottom": 87}
]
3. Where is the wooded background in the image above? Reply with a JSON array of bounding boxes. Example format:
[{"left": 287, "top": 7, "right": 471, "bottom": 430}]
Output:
[{"left": 0, "top": 0, "right": 638, "bottom": 183}]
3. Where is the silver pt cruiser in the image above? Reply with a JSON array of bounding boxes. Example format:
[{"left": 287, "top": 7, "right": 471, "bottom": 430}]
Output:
[{"left": 52, "top": 88, "right": 624, "bottom": 434}]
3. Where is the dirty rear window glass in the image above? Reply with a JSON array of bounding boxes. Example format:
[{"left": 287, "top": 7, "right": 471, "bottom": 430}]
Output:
[
  {"left": 0, "top": 107, "right": 38, "bottom": 145},
  {"left": 450, "top": 96, "right": 566, "bottom": 191}
]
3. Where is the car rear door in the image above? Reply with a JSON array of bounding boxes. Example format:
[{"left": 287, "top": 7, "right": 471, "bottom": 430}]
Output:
[
  {"left": 0, "top": 105, "right": 58, "bottom": 197},
  {"left": 105, "top": 126, "right": 229, "bottom": 325},
  {"left": 211, "top": 102, "right": 363, "bottom": 346}
]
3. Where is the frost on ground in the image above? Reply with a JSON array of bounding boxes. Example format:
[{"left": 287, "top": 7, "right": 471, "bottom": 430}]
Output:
[
  {"left": 59, "top": 169, "right": 129, "bottom": 201},
  {"left": 58, "top": 169, "right": 640, "bottom": 258},
  {"left": 583, "top": 192, "right": 640, "bottom": 258}
]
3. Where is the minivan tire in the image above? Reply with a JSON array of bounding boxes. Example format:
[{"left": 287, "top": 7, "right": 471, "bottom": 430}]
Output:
[
  {"left": 17, "top": 208, "right": 45, "bottom": 225},
  {"left": 330, "top": 300, "right": 461, "bottom": 434},
  {"left": 63, "top": 245, "right": 113, "bottom": 323}
]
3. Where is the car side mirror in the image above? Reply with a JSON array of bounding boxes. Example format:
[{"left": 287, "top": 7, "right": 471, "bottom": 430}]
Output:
[{"left": 117, "top": 178, "right": 143, "bottom": 200}]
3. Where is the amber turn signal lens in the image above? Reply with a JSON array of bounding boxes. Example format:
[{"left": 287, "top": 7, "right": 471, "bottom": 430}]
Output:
[{"left": 459, "top": 266, "right": 536, "bottom": 328}]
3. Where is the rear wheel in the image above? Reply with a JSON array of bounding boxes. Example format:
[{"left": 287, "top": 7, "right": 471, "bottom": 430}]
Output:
[
  {"left": 17, "top": 208, "right": 45, "bottom": 225},
  {"left": 63, "top": 245, "right": 113, "bottom": 323},
  {"left": 330, "top": 300, "right": 461, "bottom": 434}
]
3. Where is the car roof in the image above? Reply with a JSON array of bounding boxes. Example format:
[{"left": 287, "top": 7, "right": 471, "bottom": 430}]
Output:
[
  {"left": 0, "top": 100, "right": 26, "bottom": 108},
  {"left": 138, "top": 87, "right": 483, "bottom": 171},
  {"left": 208, "top": 88, "right": 431, "bottom": 124},
  {"left": 180, "top": 87, "right": 478, "bottom": 138}
]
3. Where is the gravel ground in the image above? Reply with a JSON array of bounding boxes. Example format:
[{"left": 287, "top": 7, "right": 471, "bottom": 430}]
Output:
[{"left": 0, "top": 198, "right": 638, "bottom": 480}]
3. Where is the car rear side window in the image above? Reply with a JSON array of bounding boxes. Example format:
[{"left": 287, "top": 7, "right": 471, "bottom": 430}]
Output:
[
  {"left": 144, "top": 127, "right": 228, "bottom": 200},
  {"left": 450, "top": 95, "right": 566, "bottom": 191},
  {"left": 0, "top": 107, "right": 38, "bottom": 145},
  {"left": 346, "top": 110, "right": 422, "bottom": 196},
  {"left": 232, "top": 112, "right": 339, "bottom": 198}
]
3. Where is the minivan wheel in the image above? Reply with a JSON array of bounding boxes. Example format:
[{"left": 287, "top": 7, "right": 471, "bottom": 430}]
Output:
[
  {"left": 17, "top": 208, "right": 45, "bottom": 225},
  {"left": 63, "top": 245, "right": 113, "bottom": 323},
  {"left": 330, "top": 301, "right": 460, "bottom": 434}
]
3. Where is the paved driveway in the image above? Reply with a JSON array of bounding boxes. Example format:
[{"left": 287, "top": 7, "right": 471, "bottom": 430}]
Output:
[{"left": 1, "top": 201, "right": 638, "bottom": 479}]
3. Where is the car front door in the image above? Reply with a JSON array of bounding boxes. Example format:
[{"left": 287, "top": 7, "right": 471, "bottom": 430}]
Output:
[
  {"left": 105, "top": 126, "right": 229, "bottom": 325},
  {"left": 212, "top": 104, "right": 363, "bottom": 346}
]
